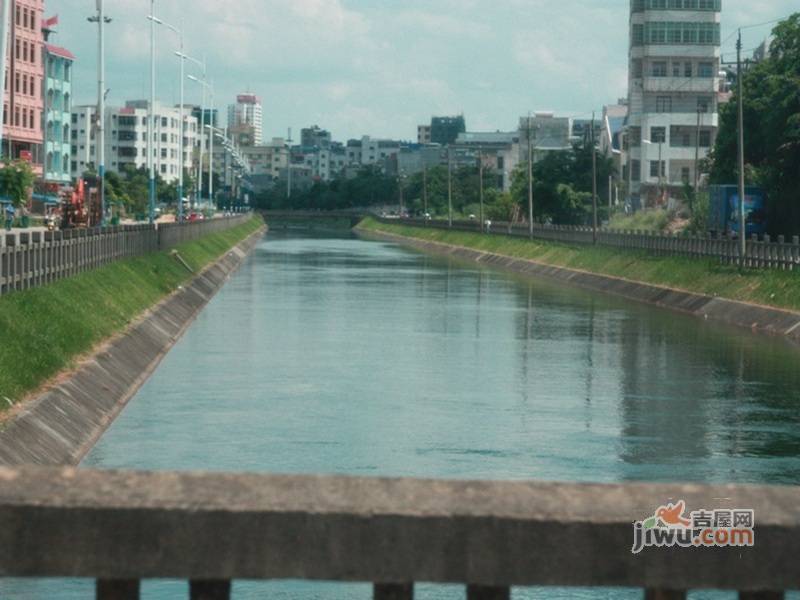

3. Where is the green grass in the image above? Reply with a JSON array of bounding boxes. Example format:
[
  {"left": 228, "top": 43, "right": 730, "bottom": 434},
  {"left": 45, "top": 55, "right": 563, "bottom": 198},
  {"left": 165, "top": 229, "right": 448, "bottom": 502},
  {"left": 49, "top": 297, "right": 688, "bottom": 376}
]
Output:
[
  {"left": 357, "top": 216, "right": 800, "bottom": 313},
  {"left": 608, "top": 208, "right": 672, "bottom": 232},
  {"left": 0, "top": 216, "right": 264, "bottom": 410}
]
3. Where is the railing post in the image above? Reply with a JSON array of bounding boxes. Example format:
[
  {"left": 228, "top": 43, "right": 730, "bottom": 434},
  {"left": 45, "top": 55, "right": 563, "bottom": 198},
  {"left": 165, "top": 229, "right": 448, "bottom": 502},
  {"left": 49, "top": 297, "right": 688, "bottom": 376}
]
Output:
[
  {"left": 466, "top": 585, "right": 510, "bottom": 600},
  {"left": 374, "top": 583, "right": 414, "bottom": 600},
  {"left": 96, "top": 579, "right": 140, "bottom": 599},
  {"left": 645, "top": 591, "right": 687, "bottom": 600},
  {"left": 189, "top": 580, "right": 231, "bottom": 600}
]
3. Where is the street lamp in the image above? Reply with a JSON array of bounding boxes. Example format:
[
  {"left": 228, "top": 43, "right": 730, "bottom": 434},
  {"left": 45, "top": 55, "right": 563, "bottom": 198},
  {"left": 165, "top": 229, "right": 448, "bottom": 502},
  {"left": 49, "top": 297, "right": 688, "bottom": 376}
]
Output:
[
  {"left": 207, "top": 125, "right": 227, "bottom": 210},
  {"left": 145, "top": 2, "right": 157, "bottom": 224},
  {"left": 177, "top": 52, "right": 204, "bottom": 211},
  {"left": 148, "top": 16, "right": 185, "bottom": 221},
  {"left": 188, "top": 74, "right": 212, "bottom": 209},
  {"left": 88, "top": 2, "right": 112, "bottom": 226}
]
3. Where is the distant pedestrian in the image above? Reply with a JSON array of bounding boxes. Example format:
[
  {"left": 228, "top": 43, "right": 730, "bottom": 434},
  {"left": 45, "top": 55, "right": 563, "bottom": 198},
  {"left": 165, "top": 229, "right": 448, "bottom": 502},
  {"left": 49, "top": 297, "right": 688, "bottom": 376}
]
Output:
[{"left": 4, "top": 204, "right": 14, "bottom": 232}]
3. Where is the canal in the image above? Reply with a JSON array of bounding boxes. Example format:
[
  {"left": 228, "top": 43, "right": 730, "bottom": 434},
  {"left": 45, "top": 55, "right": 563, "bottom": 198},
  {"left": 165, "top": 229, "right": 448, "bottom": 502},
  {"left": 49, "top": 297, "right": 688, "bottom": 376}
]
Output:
[{"left": 7, "top": 230, "right": 800, "bottom": 599}]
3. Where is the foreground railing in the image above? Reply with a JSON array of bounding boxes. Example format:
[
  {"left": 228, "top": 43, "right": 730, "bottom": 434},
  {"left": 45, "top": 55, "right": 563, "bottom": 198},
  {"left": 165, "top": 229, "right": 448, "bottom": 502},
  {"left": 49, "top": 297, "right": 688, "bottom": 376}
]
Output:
[
  {"left": 0, "top": 467, "right": 796, "bottom": 598},
  {"left": 0, "top": 215, "right": 253, "bottom": 296},
  {"left": 386, "top": 217, "right": 800, "bottom": 271}
]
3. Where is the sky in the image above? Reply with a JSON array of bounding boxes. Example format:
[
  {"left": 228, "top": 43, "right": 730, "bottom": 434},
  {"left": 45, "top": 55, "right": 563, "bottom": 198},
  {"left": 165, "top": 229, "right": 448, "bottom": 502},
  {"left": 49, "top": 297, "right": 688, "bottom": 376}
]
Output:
[{"left": 48, "top": 0, "right": 797, "bottom": 142}]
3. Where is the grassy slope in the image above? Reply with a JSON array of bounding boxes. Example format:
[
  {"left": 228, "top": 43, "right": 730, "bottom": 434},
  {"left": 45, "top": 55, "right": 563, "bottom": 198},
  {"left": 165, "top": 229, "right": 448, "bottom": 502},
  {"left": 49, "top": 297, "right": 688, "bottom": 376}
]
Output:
[
  {"left": 0, "top": 216, "right": 264, "bottom": 409},
  {"left": 357, "top": 217, "right": 800, "bottom": 313}
]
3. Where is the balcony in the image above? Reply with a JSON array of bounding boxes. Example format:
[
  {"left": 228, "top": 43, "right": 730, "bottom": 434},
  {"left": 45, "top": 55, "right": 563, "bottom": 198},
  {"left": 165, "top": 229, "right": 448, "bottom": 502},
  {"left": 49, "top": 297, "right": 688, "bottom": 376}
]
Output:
[
  {"left": 644, "top": 77, "right": 717, "bottom": 94},
  {"left": 0, "top": 466, "right": 797, "bottom": 599}
]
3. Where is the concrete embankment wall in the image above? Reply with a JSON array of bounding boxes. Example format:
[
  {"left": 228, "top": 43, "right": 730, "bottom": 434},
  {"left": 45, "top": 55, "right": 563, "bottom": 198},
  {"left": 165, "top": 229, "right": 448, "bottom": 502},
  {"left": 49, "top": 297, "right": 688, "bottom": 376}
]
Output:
[
  {"left": 357, "top": 228, "right": 800, "bottom": 344},
  {"left": 0, "top": 227, "right": 266, "bottom": 466}
]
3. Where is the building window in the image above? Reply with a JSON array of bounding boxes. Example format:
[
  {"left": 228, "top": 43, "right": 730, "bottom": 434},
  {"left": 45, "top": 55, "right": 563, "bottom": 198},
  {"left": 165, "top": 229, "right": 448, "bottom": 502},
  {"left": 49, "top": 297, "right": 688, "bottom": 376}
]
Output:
[
  {"left": 697, "top": 97, "right": 710, "bottom": 113},
  {"left": 161, "top": 117, "right": 167, "bottom": 127},
  {"left": 160, "top": 164, "right": 167, "bottom": 174},
  {"left": 656, "top": 96, "right": 672, "bottom": 113},
  {"left": 650, "top": 160, "right": 665, "bottom": 178},
  {"left": 14, "top": 72, "right": 19, "bottom": 93},
  {"left": 699, "top": 131, "right": 711, "bottom": 147},
  {"left": 650, "top": 127, "right": 666, "bottom": 143},
  {"left": 22, "top": 40, "right": 28, "bottom": 62},
  {"left": 632, "top": 160, "right": 641, "bottom": 182},
  {"left": 651, "top": 61, "right": 667, "bottom": 77},
  {"left": 632, "top": 24, "right": 644, "bottom": 46},
  {"left": 681, "top": 167, "right": 691, "bottom": 182},
  {"left": 672, "top": 62, "right": 681, "bottom": 77},
  {"left": 684, "top": 62, "right": 693, "bottom": 77},
  {"left": 698, "top": 62, "right": 713, "bottom": 77}
]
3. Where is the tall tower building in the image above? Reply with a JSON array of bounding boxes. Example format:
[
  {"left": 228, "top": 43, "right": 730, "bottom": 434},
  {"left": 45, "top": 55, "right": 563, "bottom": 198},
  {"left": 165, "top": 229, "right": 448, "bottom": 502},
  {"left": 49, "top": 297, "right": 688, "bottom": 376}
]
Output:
[
  {"left": 227, "top": 93, "right": 263, "bottom": 146},
  {"left": 626, "top": 0, "right": 721, "bottom": 206}
]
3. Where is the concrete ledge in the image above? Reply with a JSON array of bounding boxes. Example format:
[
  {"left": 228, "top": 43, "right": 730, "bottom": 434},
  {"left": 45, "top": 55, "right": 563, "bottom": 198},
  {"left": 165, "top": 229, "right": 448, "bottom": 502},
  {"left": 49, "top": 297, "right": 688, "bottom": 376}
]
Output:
[
  {"left": 0, "top": 466, "right": 798, "bottom": 590},
  {"left": 0, "top": 226, "right": 266, "bottom": 466},
  {"left": 358, "top": 228, "right": 800, "bottom": 344}
]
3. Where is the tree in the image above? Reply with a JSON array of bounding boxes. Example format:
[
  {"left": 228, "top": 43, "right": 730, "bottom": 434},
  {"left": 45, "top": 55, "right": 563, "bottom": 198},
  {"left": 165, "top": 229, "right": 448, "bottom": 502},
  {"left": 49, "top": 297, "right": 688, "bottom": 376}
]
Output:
[
  {"left": 709, "top": 13, "right": 800, "bottom": 234},
  {"left": 509, "top": 143, "right": 615, "bottom": 225},
  {"left": 0, "top": 160, "right": 35, "bottom": 210}
]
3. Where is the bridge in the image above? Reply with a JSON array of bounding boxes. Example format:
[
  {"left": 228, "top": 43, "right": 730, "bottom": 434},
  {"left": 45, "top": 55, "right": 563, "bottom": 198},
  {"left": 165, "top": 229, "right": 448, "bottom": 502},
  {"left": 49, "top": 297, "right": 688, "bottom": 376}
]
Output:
[{"left": 0, "top": 466, "right": 794, "bottom": 599}]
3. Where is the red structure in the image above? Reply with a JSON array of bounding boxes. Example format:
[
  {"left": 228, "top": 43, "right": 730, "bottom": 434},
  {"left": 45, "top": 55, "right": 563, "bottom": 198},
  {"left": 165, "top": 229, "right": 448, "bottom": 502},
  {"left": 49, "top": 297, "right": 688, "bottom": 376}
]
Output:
[{"left": 2, "top": 0, "right": 44, "bottom": 174}]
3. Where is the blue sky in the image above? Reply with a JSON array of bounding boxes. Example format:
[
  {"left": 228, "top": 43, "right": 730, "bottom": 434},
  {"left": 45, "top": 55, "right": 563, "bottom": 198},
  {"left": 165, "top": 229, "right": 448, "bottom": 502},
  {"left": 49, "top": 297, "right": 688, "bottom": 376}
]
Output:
[{"left": 49, "top": 0, "right": 797, "bottom": 142}]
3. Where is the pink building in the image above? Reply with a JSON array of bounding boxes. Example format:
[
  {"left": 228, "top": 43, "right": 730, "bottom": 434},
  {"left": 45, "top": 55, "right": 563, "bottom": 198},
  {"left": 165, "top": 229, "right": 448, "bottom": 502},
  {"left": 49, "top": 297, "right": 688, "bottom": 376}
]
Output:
[{"left": 3, "top": 0, "right": 44, "bottom": 173}]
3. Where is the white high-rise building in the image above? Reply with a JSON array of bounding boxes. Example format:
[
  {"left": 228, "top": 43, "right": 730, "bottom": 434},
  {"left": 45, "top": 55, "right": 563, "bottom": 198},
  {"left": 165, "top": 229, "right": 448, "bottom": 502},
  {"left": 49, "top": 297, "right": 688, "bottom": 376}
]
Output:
[
  {"left": 71, "top": 101, "right": 198, "bottom": 183},
  {"left": 227, "top": 93, "right": 263, "bottom": 146},
  {"left": 626, "top": 0, "right": 721, "bottom": 206}
]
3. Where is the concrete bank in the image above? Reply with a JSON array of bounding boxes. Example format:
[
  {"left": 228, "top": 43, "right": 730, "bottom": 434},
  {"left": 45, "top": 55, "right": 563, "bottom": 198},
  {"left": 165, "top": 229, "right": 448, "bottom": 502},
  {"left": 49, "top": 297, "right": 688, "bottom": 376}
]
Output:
[
  {"left": 0, "top": 226, "right": 266, "bottom": 466},
  {"left": 357, "top": 227, "right": 800, "bottom": 344}
]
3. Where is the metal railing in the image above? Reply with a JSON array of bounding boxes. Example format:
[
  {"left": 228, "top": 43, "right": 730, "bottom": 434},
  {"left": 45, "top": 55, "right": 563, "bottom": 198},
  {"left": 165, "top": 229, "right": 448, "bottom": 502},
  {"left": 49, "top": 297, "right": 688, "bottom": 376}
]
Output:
[
  {"left": 0, "top": 215, "right": 253, "bottom": 296},
  {"left": 0, "top": 466, "right": 795, "bottom": 599},
  {"left": 384, "top": 217, "right": 800, "bottom": 271}
]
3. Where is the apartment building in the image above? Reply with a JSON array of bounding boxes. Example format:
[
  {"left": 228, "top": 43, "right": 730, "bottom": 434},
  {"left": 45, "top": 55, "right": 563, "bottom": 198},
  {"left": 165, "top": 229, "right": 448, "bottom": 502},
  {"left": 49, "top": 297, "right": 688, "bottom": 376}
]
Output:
[
  {"left": 626, "top": 0, "right": 721, "bottom": 205},
  {"left": 42, "top": 15, "right": 73, "bottom": 184},
  {"left": 3, "top": 0, "right": 44, "bottom": 172},
  {"left": 70, "top": 101, "right": 198, "bottom": 183}
]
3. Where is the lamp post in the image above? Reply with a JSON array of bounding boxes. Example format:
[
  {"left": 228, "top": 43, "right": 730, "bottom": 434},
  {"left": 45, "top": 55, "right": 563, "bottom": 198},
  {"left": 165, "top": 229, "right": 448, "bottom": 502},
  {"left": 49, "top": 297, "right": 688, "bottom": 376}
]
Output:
[
  {"left": 88, "top": 1, "right": 111, "bottom": 226},
  {"left": 188, "top": 74, "right": 212, "bottom": 209},
  {"left": 149, "top": 16, "right": 184, "bottom": 220},
  {"left": 146, "top": 0, "right": 156, "bottom": 224},
  {"left": 177, "top": 53, "right": 205, "bottom": 210}
]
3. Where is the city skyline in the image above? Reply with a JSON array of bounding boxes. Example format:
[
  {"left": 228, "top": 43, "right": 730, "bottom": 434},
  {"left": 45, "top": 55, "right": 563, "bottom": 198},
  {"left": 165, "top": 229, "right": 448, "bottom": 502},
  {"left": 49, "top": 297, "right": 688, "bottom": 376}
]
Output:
[{"left": 49, "top": 0, "right": 796, "bottom": 141}]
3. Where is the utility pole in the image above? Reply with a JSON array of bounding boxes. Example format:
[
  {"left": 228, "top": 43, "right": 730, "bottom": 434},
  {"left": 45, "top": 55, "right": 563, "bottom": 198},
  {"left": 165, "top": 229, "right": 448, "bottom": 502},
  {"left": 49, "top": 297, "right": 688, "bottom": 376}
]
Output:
[
  {"left": 148, "top": 0, "right": 156, "bottom": 224},
  {"left": 591, "top": 111, "right": 598, "bottom": 244},
  {"left": 693, "top": 105, "right": 701, "bottom": 213},
  {"left": 286, "top": 127, "right": 292, "bottom": 201},
  {"left": 0, "top": 0, "right": 11, "bottom": 156},
  {"left": 447, "top": 146, "right": 453, "bottom": 228},
  {"left": 398, "top": 172, "right": 404, "bottom": 216},
  {"left": 736, "top": 29, "right": 747, "bottom": 266},
  {"left": 422, "top": 164, "right": 428, "bottom": 217},
  {"left": 527, "top": 112, "right": 534, "bottom": 239},
  {"left": 478, "top": 150, "right": 484, "bottom": 233}
]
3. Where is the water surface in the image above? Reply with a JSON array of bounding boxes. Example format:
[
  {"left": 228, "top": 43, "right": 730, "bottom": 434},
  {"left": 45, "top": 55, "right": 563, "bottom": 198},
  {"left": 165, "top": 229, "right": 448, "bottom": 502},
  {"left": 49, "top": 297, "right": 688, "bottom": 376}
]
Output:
[{"left": 7, "top": 231, "right": 800, "bottom": 599}]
